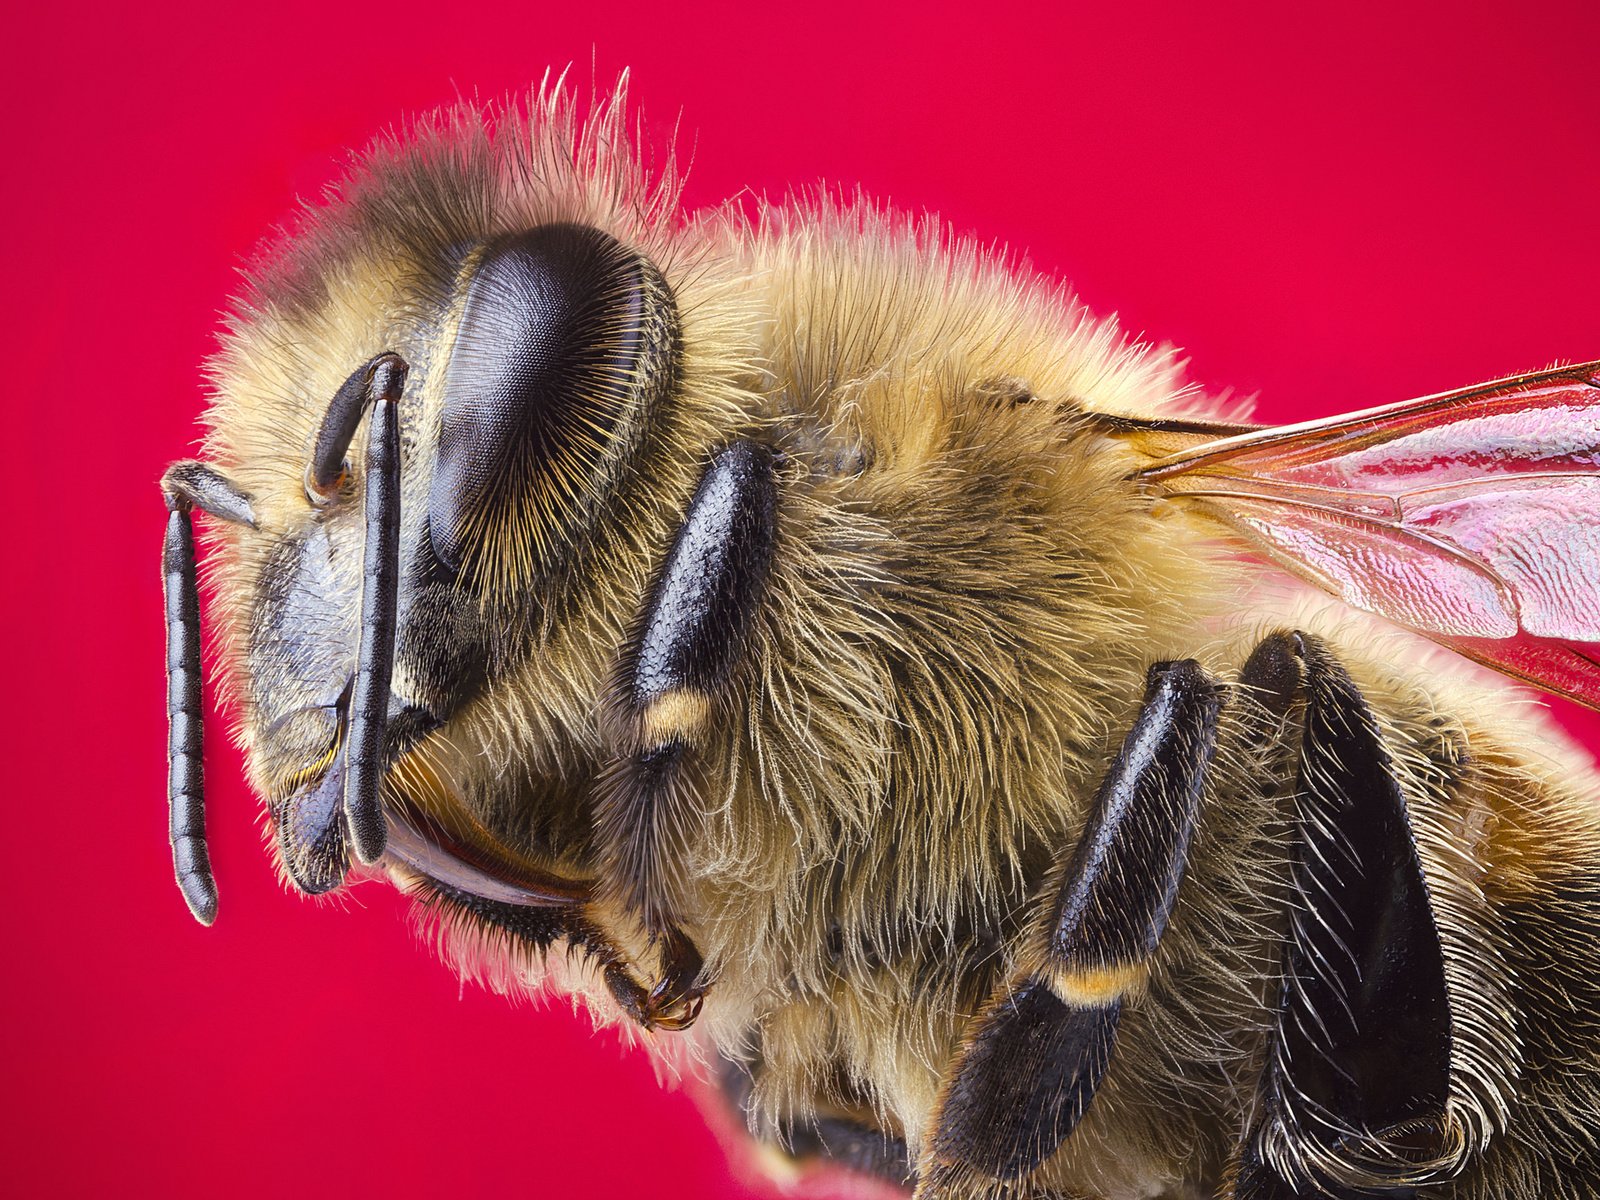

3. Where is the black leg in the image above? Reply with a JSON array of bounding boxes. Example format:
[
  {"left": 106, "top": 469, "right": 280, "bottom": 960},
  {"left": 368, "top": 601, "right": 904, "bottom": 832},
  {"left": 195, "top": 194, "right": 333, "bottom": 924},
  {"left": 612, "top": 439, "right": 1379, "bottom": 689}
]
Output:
[
  {"left": 923, "top": 660, "right": 1224, "bottom": 1192},
  {"left": 1232, "top": 632, "right": 1454, "bottom": 1198},
  {"left": 594, "top": 440, "right": 777, "bottom": 1012},
  {"left": 717, "top": 1057, "right": 913, "bottom": 1188},
  {"left": 416, "top": 879, "right": 701, "bottom": 1031},
  {"left": 786, "top": 1115, "right": 913, "bottom": 1186}
]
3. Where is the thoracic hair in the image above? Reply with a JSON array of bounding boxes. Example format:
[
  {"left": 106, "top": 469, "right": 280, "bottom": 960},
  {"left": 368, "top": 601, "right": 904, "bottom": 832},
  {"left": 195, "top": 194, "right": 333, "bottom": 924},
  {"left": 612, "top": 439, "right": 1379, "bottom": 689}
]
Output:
[{"left": 193, "top": 76, "right": 1600, "bottom": 1199}]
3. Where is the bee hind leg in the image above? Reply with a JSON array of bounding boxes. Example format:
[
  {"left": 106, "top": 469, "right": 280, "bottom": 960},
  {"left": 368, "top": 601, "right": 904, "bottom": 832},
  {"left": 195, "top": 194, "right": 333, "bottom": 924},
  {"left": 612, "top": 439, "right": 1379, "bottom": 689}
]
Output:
[
  {"left": 918, "top": 660, "right": 1226, "bottom": 1197},
  {"left": 1228, "top": 631, "right": 1455, "bottom": 1199}
]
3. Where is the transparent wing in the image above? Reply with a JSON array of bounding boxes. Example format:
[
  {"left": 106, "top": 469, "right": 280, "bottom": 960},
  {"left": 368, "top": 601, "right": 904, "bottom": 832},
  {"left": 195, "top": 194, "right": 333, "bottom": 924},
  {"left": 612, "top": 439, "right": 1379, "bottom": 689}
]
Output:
[{"left": 1134, "top": 362, "right": 1600, "bottom": 710}]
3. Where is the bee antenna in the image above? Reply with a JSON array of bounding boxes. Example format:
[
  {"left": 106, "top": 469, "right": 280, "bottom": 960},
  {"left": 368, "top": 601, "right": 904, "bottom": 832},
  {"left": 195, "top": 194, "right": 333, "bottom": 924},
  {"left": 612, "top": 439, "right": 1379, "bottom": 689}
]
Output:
[
  {"left": 308, "top": 352, "right": 404, "bottom": 500},
  {"left": 345, "top": 354, "right": 407, "bottom": 863},
  {"left": 162, "top": 491, "right": 216, "bottom": 925}
]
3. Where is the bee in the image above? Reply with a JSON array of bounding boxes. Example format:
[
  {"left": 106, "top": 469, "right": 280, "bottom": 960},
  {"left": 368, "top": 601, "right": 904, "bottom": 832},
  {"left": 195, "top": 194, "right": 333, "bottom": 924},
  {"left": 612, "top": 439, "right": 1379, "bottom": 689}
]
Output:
[{"left": 161, "top": 77, "right": 1600, "bottom": 1199}]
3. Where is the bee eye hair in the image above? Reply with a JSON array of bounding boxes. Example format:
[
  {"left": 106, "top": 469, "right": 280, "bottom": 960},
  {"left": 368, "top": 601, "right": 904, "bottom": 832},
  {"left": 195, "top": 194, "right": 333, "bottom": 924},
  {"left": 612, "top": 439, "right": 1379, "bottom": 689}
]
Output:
[{"left": 427, "top": 222, "right": 675, "bottom": 581}]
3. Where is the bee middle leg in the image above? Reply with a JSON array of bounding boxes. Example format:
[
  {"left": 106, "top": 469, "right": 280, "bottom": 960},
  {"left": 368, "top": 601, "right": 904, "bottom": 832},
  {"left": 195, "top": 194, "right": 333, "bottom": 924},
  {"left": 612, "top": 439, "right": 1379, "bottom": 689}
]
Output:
[
  {"left": 918, "top": 660, "right": 1225, "bottom": 1198},
  {"left": 717, "top": 1058, "right": 915, "bottom": 1188}
]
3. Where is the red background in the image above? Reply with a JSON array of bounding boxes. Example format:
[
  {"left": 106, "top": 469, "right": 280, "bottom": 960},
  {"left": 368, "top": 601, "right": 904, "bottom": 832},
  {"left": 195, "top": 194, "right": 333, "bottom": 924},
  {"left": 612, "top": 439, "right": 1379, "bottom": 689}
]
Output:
[{"left": 7, "top": 4, "right": 1599, "bottom": 1198}]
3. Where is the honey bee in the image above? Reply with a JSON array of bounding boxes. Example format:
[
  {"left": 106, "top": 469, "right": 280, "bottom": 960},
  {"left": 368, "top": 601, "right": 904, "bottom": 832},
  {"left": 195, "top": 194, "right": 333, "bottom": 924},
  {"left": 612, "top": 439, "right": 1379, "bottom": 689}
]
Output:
[{"left": 161, "top": 77, "right": 1600, "bottom": 1199}]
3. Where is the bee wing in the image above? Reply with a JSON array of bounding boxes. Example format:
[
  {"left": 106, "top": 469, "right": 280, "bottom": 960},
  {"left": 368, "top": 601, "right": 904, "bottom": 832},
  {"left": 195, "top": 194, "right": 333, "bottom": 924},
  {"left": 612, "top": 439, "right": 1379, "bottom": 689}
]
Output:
[{"left": 1135, "top": 361, "right": 1600, "bottom": 709}]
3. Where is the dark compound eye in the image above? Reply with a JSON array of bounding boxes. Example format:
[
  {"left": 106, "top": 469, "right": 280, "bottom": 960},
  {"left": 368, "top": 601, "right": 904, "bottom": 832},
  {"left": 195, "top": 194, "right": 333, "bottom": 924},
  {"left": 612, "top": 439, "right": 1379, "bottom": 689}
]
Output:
[{"left": 428, "top": 223, "right": 677, "bottom": 582}]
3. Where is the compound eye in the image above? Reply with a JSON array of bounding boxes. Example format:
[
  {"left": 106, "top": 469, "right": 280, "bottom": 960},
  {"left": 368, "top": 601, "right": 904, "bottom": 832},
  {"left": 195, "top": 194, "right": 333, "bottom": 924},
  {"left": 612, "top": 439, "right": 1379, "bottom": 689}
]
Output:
[{"left": 428, "top": 223, "right": 673, "bottom": 582}]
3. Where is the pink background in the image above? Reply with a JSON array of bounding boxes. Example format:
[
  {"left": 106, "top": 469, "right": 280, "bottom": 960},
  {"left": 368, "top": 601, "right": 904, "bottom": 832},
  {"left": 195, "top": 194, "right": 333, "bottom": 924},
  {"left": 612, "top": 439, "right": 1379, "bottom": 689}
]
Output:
[{"left": 7, "top": 3, "right": 1599, "bottom": 1197}]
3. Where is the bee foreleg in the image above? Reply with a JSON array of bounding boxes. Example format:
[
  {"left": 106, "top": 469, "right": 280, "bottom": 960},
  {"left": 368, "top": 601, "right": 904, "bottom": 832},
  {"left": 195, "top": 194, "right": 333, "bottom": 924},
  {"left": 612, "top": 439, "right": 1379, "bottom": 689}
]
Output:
[
  {"left": 1230, "top": 631, "right": 1455, "bottom": 1198},
  {"left": 919, "top": 660, "right": 1225, "bottom": 1196},
  {"left": 595, "top": 440, "right": 778, "bottom": 1021},
  {"left": 415, "top": 879, "right": 703, "bottom": 1030}
]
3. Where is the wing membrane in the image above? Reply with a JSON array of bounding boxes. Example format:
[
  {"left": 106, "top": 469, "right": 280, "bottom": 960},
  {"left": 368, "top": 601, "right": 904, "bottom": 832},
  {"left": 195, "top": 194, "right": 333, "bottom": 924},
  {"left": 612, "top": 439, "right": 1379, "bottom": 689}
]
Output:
[
  {"left": 1438, "top": 633, "right": 1600, "bottom": 712},
  {"left": 1135, "top": 362, "right": 1600, "bottom": 710}
]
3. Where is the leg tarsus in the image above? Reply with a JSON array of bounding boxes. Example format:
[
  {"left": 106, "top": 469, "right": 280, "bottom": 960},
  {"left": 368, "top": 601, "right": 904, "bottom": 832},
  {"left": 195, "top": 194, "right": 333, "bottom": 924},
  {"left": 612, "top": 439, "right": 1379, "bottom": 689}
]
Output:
[
  {"left": 717, "top": 1057, "right": 913, "bottom": 1189},
  {"left": 929, "top": 981, "right": 1119, "bottom": 1182},
  {"left": 787, "top": 1115, "right": 912, "bottom": 1186}
]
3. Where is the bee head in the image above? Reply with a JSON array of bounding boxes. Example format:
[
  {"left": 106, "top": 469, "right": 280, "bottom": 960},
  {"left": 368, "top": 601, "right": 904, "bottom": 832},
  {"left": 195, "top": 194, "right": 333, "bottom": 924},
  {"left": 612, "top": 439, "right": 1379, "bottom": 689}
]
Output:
[
  {"left": 216, "top": 224, "right": 682, "bottom": 903},
  {"left": 172, "top": 88, "right": 752, "bottom": 917}
]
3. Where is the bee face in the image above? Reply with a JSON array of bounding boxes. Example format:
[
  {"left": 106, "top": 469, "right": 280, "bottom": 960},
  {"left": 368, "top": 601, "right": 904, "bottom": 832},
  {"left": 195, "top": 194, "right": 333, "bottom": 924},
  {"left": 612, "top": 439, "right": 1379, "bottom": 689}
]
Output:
[
  {"left": 197, "top": 99, "right": 755, "bottom": 907},
  {"left": 246, "top": 220, "right": 684, "bottom": 709}
]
